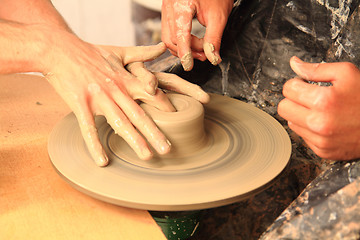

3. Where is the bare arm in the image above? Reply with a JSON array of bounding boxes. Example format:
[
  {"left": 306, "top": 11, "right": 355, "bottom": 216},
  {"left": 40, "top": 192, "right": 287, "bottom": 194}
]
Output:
[
  {"left": 0, "top": 0, "right": 73, "bottom": 74},
  {"left": 0, "top": 0, "right": 209, "bottom": 166},
  {"left": 0, "top": 21, "right": 49, "bottom": 74},
  {"left": 0, "top": 0, "right": 72, "bottom": 31}
]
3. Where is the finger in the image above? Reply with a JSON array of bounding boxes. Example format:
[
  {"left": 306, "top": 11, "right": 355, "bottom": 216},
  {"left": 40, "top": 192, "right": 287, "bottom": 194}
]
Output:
[
  {"left": 301, "top": 140, "right": 345, "bottom": 160},
  {"left": 282, "top": 78, "right": 329, "bottom": 109},
  {"left": 74, "top": 107, "right": 109, "bottom": 167},
  {"left": 139, "top": 88, "right": 177, "bottom": 112},
  {"left": 302, "top": 140, "right": 334, "bottom": 160},
  {"left": 290, "top": 56, "right": 360, "bottom": 87},
  {"left": 165, "top": 43, "right": 179, "bottom": 58},
  {"left": 154, "top": 72, "right": 210, "bottom": 103},
  {"left": 203, "top": 41, "right": 221, "bottom": 66},
  {"left": 168, "top": 48, "right": 179, "bottom": 57},
  {"left": 288, "top": 121, "right": 336, "bottom": 150},
  {"left": 126, "top": 62, "right": 158, "bottom": 95},
  {"left": 190, "top": 36, "right": 207, "bottom": 61},
  {"left": 108, "top": 84, "right": 172, "bottom": 155},
  {"left": 173, "top": 2, "right": 196, "bottom": 71},
  {"left": 170, "top": 48, "right": 207, "bottom": 61},
  {"left": 288, "top": 121, "right": 342, "bottom": 160},
  {"left": 202, "top": 18, "right": 228, "bottom": 65},
  {"left": 99, "top": 101, "right": 155, "bottom": 160},
  {"left": 163, "top": 34, "right": 206, "bottom": 60},
  {"left": 192, "top": 51, "right": 207, "bottom": 61},
  {"left": 104, "top": 42, "right": 167, "bottom": 65},
  {"left": 190, "top": 35, "right": 204, "bottom": 52},
  {"left": 278, "top": 98, "right": 335, "bottom": 136},
  {"left": 117, "top": 72, "right": 175, "bottom": 112},
  {"left": 277, "top": 98, "right": 310, "bottom": 129},
  {"left": 161, "top": 2, "right": 177, "bottom": 50},
  {"left": 89, "top": 82, "right": 156, "bottom": 160},
  {"left": 290, "top": 56, "right": 329, "bottom": 82}
]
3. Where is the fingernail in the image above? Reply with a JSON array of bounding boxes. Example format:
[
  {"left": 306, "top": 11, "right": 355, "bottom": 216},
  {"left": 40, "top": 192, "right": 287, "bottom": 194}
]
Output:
[
  {"left": 290, "top": 56, "right": 309, "bottom": 80},
  {"left": 204, "top": 42, "right": 221, "bottom": 65},
  {"left": 291, "top": 56, "right": 303, "bottom": 63},
  {"left": 181, "top": 52, "right": 193, "bottom": 71},
  {"left": 158, "top": 139, "right": 171, "bottom": 154},
  {"left": 146, "top": 80, "right": 157, "bottom": 96},
  {"left": 290, "top": 56, "right": 319, "bottom": 80},
  {"left": 97, "top": 154, "right": 109, "bottom": 167},
  {"left": 200, "top": 92, "right": 211, "bottom": 104},
  {"left": 157, "top": 42, "right": 166, "bottom": 48},
  {"left": 146, "top": 86, "right": 156, "bottom": 96}
]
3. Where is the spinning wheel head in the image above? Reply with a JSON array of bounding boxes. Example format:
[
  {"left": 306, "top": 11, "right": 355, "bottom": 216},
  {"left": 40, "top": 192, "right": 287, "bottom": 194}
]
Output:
[{"left": 48, "top": 93, "right": 291, "bottom": 211}]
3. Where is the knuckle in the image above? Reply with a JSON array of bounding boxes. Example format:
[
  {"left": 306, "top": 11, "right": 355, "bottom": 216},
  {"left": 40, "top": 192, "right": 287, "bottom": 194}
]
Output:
[
  {"left": 277, "top": 100, "right": 286, "bottom": 117},
  {"left": 277, "top": 99, "right": 291, "bottom": 119},
  {"left": 341, "top": 62, "right": 357, "bottom": 73},
  {"left": 312, "top": 148, "right": 332, "bottom": 159},
  {"left": 311, "top": 113, "right": 335, "bottom": 136},
  {"left": 315, "top": 137, "right": 332, "bottom": 149},
  {"left": 318, "top": 123, "right": 334, "bottom": 137},
  {"left": 312, "top": 89, "right": 336, "bottom": 111},
  {"left": 147, "top": 73, "right": 157, "bottom": 83},
  {"left": 170, "top": 34, "right": 178, "bottom": 45}
]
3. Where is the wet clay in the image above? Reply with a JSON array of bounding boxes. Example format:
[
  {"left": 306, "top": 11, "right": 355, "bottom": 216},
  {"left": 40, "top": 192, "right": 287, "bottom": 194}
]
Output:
[
  {"left": 203, "top": 42, "right": 220, "bottom": 65},
  {"left": 108, "top": 93, "right": 232, "bottom": 171},
  {"left": 180, "top": 52, "right": 193, "bottom": 71},
  {"left": 141, "top": 93, "right": 206, "bottom": 156}
]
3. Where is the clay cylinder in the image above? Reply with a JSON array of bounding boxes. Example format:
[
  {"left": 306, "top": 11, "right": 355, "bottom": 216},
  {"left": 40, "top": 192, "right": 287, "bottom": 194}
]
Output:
[{"left": 140, "top": 93, "right": 206, "bottom": 157}]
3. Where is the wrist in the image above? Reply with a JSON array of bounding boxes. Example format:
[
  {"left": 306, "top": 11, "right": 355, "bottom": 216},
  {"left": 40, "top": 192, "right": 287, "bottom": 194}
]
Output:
[
  {"left": 0, "top": 22, "right": 48, "bottom": 74},
  {"left": 23, "top": 24, "right": 53, "bottom": 74},
  {"left": 27, "top": 24, "right": 79, "bottom": 75}
]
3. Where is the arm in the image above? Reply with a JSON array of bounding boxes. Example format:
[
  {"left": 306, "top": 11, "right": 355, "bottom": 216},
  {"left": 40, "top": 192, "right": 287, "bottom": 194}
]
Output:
[
  {"left": 0, "top": 0, "right": 72, "bottom": 31},
  {"left": 0, "top": 21, "right": 48, "bottom": 74},
  {"left": 278, "top": 56, "right": 360, "bottom": 160},
  {"left": 0, "top": 0, "right": 72, "bottom": 73},
  {"left": 0, "top": 1, "right": 209, "bottom": 166}
]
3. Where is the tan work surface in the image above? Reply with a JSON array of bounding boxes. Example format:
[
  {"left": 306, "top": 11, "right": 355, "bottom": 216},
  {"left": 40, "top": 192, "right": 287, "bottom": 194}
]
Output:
[{"left": 0, "top": 74, "right": 166, "bottom": 240}]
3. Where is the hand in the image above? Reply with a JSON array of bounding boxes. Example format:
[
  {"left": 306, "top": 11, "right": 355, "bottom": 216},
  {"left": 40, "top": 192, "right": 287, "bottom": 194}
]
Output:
[
  {"left": 161, "top": 0, "right": 233, "bottom": 71},
  {"left": 40, "top": 26, "right": 209, "bottom": 166},
  {"left": 278, "top": 56, "right": 360, "bottom": 160}
]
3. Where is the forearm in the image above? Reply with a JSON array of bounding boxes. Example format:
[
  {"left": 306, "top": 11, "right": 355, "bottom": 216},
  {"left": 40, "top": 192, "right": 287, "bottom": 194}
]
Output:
[
  {"left": 0, "top": 0, "right": 72, "bottom": 32},
  {"left": 0, "top": 20, "right": 50, "bottom": 74}
]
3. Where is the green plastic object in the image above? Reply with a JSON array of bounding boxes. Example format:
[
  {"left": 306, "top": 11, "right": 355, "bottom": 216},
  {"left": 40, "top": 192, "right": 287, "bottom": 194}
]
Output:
[{"left": 150, "top": 211, "right": 201, "bottom": 240}]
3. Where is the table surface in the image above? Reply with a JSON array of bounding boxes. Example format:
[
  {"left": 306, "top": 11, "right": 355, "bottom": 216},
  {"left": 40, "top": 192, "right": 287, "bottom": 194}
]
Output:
[{"left": 0, "top": 73, "right": 166, "bottom": 240}]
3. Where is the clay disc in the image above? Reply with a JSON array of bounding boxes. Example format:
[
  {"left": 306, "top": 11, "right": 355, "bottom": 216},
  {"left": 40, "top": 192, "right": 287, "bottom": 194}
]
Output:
[{"left": 48, "top": 93, "right": 291, "bottom": 211}]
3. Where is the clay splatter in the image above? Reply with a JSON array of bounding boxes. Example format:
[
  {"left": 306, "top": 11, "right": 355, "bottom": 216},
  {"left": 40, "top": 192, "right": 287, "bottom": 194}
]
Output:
[{"left": 315, "top": 0, "right": 353, "bottom": 39}]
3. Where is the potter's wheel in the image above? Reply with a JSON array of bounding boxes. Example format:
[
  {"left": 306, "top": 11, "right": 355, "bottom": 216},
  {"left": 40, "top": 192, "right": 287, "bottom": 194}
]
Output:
[{"left": 48, "top": 93, "right": 291, "bottom": 211}]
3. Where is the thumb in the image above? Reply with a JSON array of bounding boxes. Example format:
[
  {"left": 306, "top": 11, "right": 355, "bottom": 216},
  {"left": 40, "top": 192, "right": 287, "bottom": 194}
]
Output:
[{"left": 290, "top": 56, "right": 334, "bottom": 82}]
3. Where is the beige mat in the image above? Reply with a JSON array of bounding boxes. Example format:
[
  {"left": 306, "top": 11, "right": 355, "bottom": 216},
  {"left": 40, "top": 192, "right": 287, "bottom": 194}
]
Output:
[{"left": 0, "top": 73, "right": 166, "bottom": 240}]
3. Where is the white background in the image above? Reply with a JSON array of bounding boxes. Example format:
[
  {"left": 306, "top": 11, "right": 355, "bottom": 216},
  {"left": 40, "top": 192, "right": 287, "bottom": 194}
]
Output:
[{"left": 52, "top": 0, "right": 137, "bottom": 46}]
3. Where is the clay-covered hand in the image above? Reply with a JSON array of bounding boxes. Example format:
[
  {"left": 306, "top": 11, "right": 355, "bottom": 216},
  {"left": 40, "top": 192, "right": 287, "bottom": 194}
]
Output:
[
  {"left": 161, "top": 0, "right": 233, "bottom": 71},
  {"left": 125, "top": 61, "right": 210, "bottom": 104},
  {"left": 278, "top": 56, "right": 360, "bottom": 160},
  {"left": 42, "top": 27, "right": 209, "bottom": 167}
]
